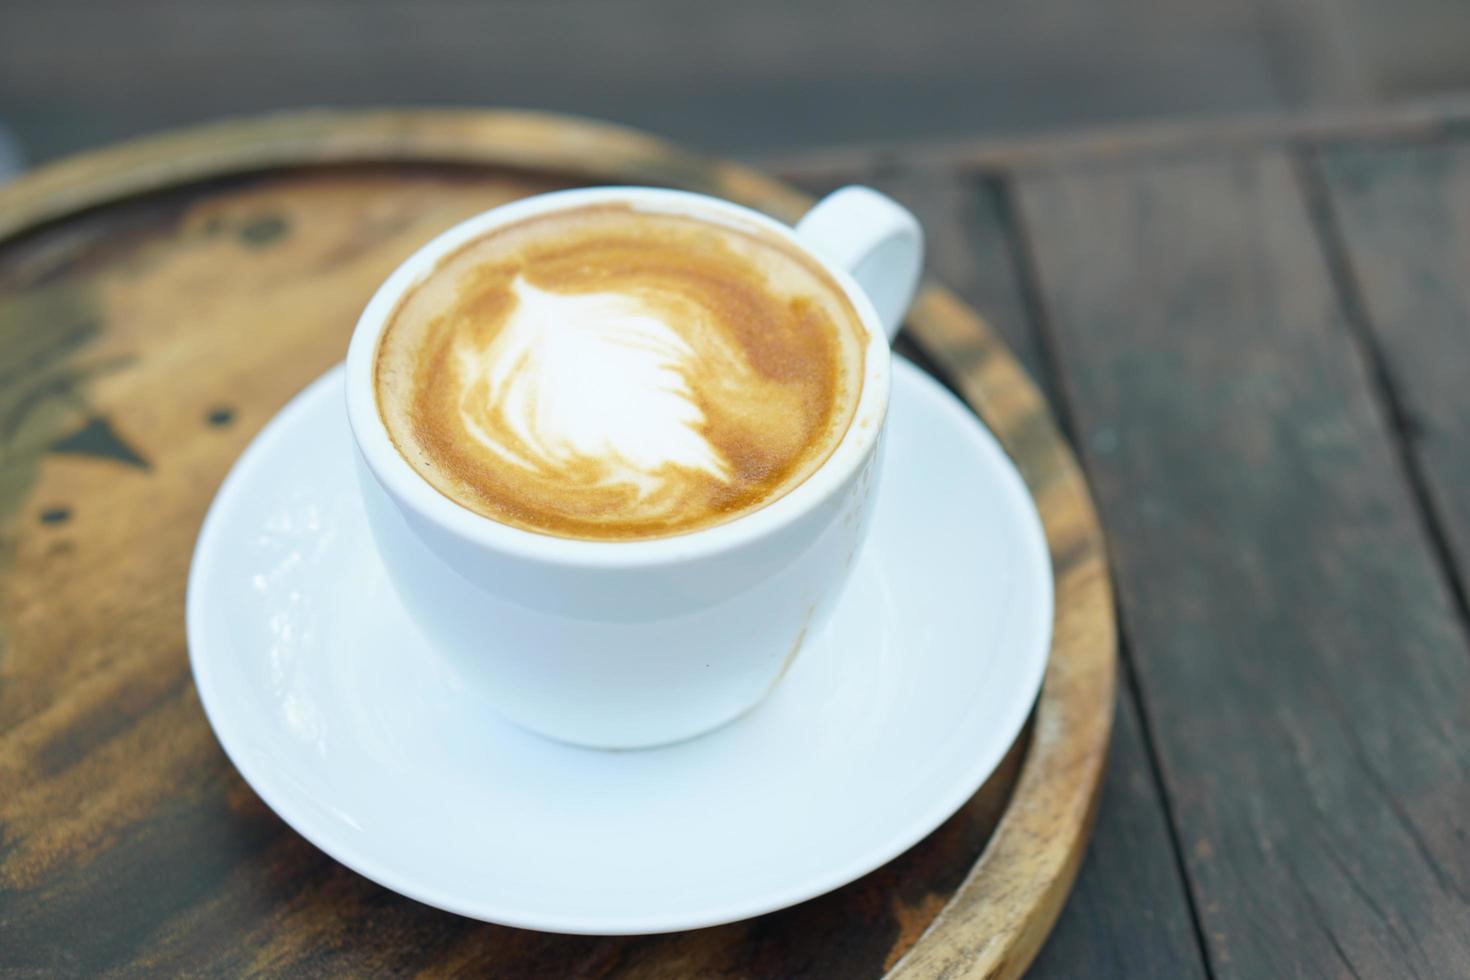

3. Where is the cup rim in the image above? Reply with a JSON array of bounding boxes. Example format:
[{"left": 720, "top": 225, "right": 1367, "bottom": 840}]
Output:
[{"left": 344, "top": 185, "right": 893, "bottom": 569}]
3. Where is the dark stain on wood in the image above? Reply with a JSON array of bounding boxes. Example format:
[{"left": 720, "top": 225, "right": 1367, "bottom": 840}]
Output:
[
  {"left": 30, "top": 664, "right": 194, "bottom": 778},
  {"left": 205, "top": 406, "right": 236, "bottom": 428},
  {"left": 0, "top": 289, "right": 102, "bottom": 443},
  {"left": 37, "top": 506, "right": 70, "bottom": 525},
  {"left": 0, "top": 279, "right": 109, "bottom": 681},
  {"left": 237, "top": 213, "right": 290, "bottom": 248},
  {"left": 1, "top": 765, "right": 288, "bottom": 975},
  {"left": 48, "top": 416, "right": 151, "bottom": 470}
]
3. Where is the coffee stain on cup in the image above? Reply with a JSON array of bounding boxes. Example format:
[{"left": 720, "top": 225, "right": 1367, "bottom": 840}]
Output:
[{"left": 765, "top": 603, "right": 819, "bottom": 698}]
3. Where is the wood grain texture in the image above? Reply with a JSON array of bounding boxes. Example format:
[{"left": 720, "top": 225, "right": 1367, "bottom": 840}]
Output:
[
  {"left": 0, "top": 111, "right": 1115, "bottom": 978},
  {"left": 1017, "top": 150, "right": 1470, "bottom": 978},
  {"left": 781, "top": 162, "right": 1206, "bottom": 979},
  {"left": 1314, "top": 141, "right": 1470, "bottom": 610}
]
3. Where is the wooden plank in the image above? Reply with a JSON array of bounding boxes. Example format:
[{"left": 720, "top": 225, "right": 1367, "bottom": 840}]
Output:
[
  {"left": 1314, "top": 140, "right": 1470, "bottom": 612},
  {"left": 1016, "top": 150, "right": 1470, "bottom": 978},
  {"left": 769, "top": 95, "right": 1470, "bottom": 181},
  {"left": 780, "top": 160, "right": 1204, "bottom": 979}
]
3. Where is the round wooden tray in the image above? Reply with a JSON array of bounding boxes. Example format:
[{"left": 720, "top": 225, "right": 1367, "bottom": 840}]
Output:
[{"left": 0, "top": 110, "right": 1115, "bottom": 978}]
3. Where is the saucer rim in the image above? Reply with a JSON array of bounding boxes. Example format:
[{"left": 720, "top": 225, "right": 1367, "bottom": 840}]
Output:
[{"left": 186, "top": 358, "right": 1053, "bottom": 935}]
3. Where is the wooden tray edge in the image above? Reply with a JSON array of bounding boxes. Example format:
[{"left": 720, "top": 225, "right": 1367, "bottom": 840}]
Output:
[{"left": 0, "top": 108, "right": 1117, "bottom": 980}]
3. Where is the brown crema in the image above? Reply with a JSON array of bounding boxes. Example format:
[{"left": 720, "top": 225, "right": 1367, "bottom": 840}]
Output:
[{"left": 374, "top": 203, "right": 867, "bottom": 540}]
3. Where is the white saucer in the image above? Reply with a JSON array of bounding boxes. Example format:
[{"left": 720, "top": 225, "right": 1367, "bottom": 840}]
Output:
[{"left": 186, "top": 358, "right": 1052, "bottom": 935}]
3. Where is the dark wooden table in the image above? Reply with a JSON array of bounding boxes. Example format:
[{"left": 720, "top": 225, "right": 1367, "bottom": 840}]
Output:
[
  {"left": 3, "top": 102, "right": 1469, "bottom": 978},
  {"left": 771, "top": 102, "right": 1470, "bottom": 978}
]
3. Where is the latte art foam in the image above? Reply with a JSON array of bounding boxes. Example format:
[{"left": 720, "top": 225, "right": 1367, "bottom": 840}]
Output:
[
  {"left": 375, "top": 204, "right": 867, "bottom": 540},
  {"left": 457, "top": 277, "right": 733, "bottom": 491}
]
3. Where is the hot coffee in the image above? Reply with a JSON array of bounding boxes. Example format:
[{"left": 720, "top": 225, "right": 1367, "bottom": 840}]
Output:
[{"left": 374, "top": 203, "right": 868, "bottom": 540}]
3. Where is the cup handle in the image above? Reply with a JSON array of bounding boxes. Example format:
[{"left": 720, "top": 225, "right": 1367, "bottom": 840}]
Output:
[{"left": 795, "top": 186, "right": 923, "bottom": 343}]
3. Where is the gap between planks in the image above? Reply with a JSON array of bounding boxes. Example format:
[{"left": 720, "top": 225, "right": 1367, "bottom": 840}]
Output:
[
  {"left": 1291, "top": 151, "right": 1470, "bottom": 637},
  {"left": 988, "top": 169, "right": 1221, "bottom": 980}
]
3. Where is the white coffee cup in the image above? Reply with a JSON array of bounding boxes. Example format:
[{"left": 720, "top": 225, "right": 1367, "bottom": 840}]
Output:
[{"left": 345, "top": 185, "right": 922, "bottom": 748}]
